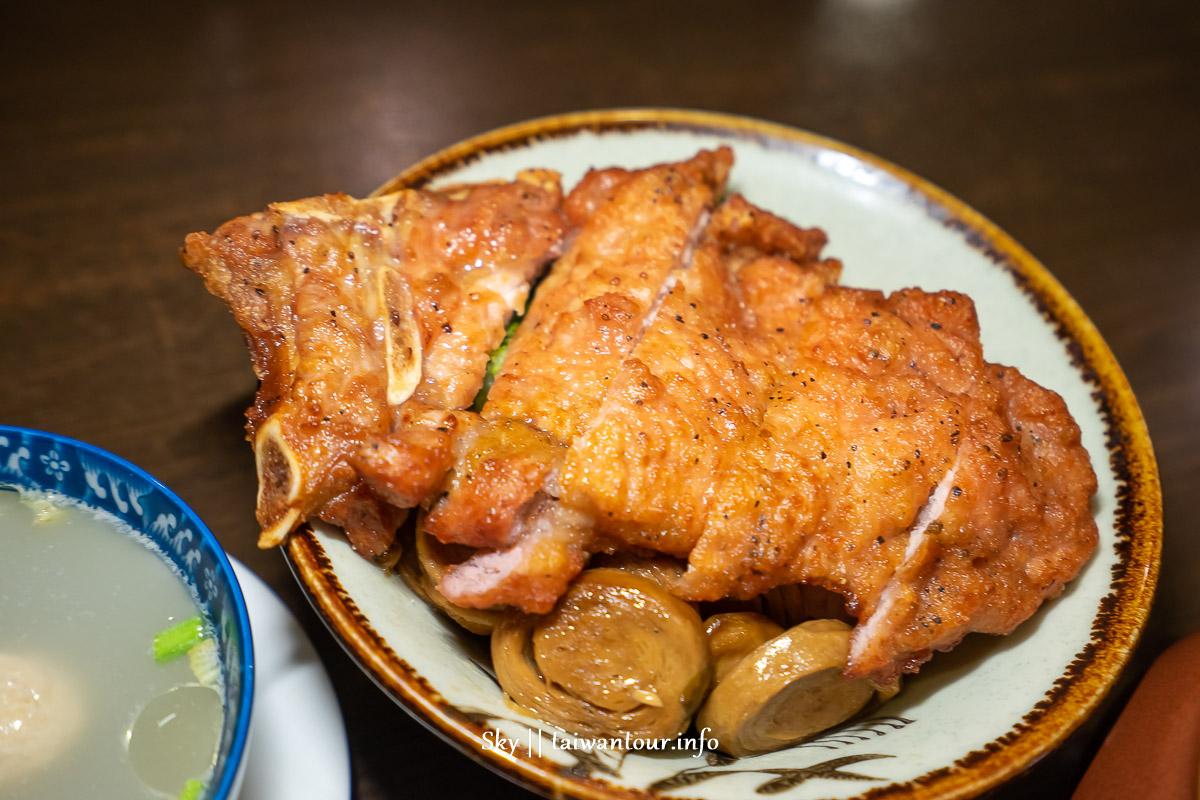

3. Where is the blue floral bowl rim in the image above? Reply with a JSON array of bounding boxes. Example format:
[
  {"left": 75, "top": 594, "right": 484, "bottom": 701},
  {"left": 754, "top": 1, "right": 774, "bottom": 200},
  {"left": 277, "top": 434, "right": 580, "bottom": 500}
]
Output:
[{"left": 0, "top": 424, "right": 255, "bottom": 800}]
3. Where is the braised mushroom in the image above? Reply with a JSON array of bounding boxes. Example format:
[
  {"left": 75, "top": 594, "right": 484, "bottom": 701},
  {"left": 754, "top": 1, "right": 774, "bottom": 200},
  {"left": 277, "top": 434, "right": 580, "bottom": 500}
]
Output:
[
  {"left": 587, "top": 552, "right": 687, "bottom": 590},
  {"left": 696, "top": 619, "right": 880, "bottom": 756},
  {"left": 492, "top": 568, "right": 711, "bottom": 740},
  {"left": 703, "top": 612, "right": 785, "bottom": 683},
  {"left": 397, "top": 513, "right": 504, "bottom": 635}
]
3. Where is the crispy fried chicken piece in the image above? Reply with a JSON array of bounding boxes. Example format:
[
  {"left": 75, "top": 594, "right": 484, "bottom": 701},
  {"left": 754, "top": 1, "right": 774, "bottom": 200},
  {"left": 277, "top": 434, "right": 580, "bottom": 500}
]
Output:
[
  {"left": 186, "top": 148, "right": 1097, "bottom": 683},
  {"left": 560, "top": 195, "right": 840, "bottom": 555},
  {"left": 677, "top": 289, "right": 974, "bottom": 608},
  {"left": 611, "top": 282, "right": 1097, "bottom": 683},
  {"left": 317, "top": 482, "right": 408, "bottom": 559},
  {"left": 427, "top": 150, "right": 734, "bottom": 611},
  {"left": 845, "top": 362, "right": 1098, "bottom": 680},
  {"left": 484, "top": 148, "right": 733, "bottom": 444},
  {"left": 182, "top": 173, "right": 565, "bottom": 549},
  {"left": 432, "top": 187, "right": 839, "bottom": 614},
  {"left": 429, "top": 179, "right": 1096, "bottom": 683}
]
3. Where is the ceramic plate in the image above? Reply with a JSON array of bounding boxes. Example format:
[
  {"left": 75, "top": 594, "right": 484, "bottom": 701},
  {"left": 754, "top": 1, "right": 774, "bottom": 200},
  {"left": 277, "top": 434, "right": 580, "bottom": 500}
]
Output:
[
  {"left": 231, "top": 559, "right": 350, "bottom": 800},
  {"left": 283, "top": 110, "right": 1161, "bottom": 800}
]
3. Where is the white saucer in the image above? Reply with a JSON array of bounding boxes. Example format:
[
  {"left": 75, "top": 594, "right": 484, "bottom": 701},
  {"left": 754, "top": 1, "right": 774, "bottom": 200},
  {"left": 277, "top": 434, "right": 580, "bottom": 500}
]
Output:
[{"left": 231, "top": 558, "right": 350, "bottom": 800}]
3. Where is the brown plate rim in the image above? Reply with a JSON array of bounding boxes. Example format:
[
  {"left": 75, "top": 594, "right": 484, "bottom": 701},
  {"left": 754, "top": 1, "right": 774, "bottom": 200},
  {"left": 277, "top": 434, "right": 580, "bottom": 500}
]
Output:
[{"left": 284, "top": 108, "right": 1162, "bottom": 800}]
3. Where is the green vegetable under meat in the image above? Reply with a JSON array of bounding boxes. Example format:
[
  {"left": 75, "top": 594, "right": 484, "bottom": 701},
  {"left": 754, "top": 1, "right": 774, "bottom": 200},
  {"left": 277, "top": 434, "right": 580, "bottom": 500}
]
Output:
[{"left": 471, "top": 316, "right": 521, "bottom": 411}]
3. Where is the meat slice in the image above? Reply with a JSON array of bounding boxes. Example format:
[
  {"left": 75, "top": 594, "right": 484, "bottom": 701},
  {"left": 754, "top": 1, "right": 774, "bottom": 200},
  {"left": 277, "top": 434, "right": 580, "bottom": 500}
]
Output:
[
  {"left": 427, "top": 150, "right": 734, "bottom": 610},
  {"left": 437, "top": 497, "right": 593, "bottom": 614},
  {"left": 349, "top": 401, "right": 465, "bottom": 510},
  {"left": 182, "top": 173, "right": 565, "bottom": 548},
  {"left": 845, "top": 364, "right": 1098, "bottom": 681},
  {"left": 423, "top": 418, "right": 561, "bottom": 550},
  {"left": 399, "top": 173, "right": 566, "bottom": 410},
  {"left": 432, "top": 189, "right": 840, "bottom": 613},
  {"left": 675, "top": 287, "right": 1097, "bottom": 682},
  {"left": 678, "top": 289, "right": 978, "bottom": 608},
  {"left": 484, "top": 148, "right": 733, "bottom": 444},
  {"left": 185, "top": 148, "right": 1098, "bottom": 683},
  {"left": 429, "top": 181, "right": 1097, "bottom": 683},
  {"left": 560, "top": 195, "right": 840, "bottom": 556},
  {"left": 426, "top": 150, "right": 732, "bottom": 537},
  {"left": 317, "top": 482, "right": 409, "bottom": 559}
]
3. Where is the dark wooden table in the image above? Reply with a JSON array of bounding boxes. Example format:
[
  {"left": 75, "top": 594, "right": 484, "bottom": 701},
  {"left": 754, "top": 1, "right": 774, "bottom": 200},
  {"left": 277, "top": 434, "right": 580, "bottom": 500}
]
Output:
[{"left": 3, "top": 2, "right": 1197, "bottom": 797}]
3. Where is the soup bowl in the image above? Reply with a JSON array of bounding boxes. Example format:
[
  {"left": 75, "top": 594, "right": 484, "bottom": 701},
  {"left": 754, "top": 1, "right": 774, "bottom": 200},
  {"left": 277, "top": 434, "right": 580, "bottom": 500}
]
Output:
[{"left": 0, "top": 425, "right": 254, "bottom": 799}]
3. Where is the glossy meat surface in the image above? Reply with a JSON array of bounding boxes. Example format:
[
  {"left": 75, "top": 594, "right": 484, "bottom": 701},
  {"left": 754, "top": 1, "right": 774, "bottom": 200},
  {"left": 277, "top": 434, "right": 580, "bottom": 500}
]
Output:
[
  {"left": 182, "top": 174, "right": 565, "bottom": 549},
  {"left": 484, "top": 148, "right": 732, "bottom": 444},
  {"left": 427, "top": 151, "right": 735, "bottom": 611},
  {"left": 560, "top": 195, "right": 840, "bottom": 556},
  {"left": 677, "top": 287, "right": 1098, "bottom": 680},
  {"left": 186, "top": 150, "right": 1098, "bottom": 682},
  {"left": 426, "top": 173, "right": 1097, "bottom": 681}
]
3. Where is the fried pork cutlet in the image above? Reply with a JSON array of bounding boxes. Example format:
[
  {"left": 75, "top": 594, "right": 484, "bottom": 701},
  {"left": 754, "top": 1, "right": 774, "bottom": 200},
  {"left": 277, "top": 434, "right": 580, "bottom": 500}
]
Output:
[
  {"left": 181, "top": 173, "right": 565, "bottom": 553},
  {"left": 345, "top": 150, "right": 734, "bottom": 562},
  {"left": 483, "top": 148, "right": 733, "bottom": 443},
  {"left": 421, "top": 157, "right": 1096, "bottom": 683},
  {"left": 559, "top": 195, "right": 841, "bottom": 557},
  {"left": 675, "top": 287, "right": 1097, "bottom": 681},
  {"left": 427, "top": 149, "right": 735, "bottom": 611},
  {"left": 184, "top": 148, "right": 1098, "bottom": 684}
]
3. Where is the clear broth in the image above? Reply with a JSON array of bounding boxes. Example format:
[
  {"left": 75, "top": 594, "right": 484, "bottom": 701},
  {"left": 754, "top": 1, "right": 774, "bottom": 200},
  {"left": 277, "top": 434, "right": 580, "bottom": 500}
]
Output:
[{"left": 0, "top": 488, "right": 224, "bottom": 798}]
